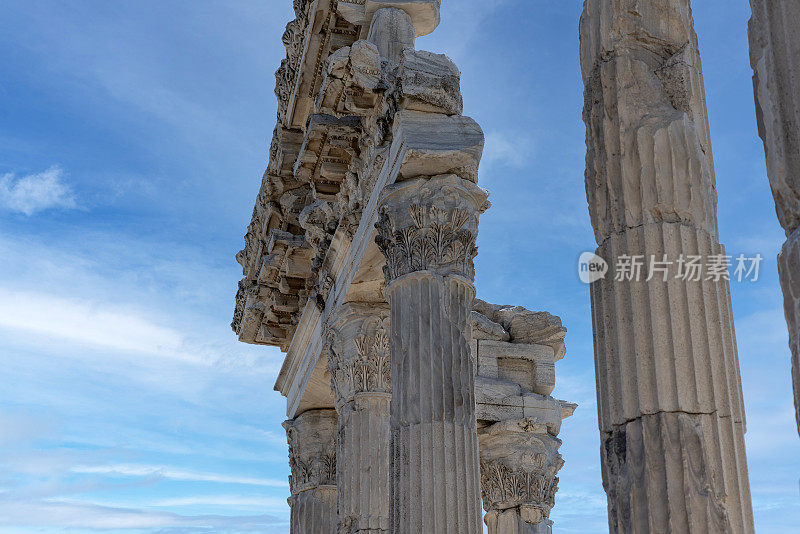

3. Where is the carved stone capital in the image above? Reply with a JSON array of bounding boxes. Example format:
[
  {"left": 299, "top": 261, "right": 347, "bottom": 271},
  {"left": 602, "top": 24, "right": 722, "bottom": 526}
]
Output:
[
  {"left": 283, "top": 410, "right": 338, "bottom": 495},
  {"left": 478, "top": 418, "right": 564, "bottom": 522},
  {"left": 375, "top": 174, "right": 490, "bottom": 285},
  {"left": 327, "top": 303, "right": 391, "bottom": 408}
]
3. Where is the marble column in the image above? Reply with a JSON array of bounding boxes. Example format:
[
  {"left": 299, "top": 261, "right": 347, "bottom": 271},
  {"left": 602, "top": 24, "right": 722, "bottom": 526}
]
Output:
[
  {"left": 479, "top": 419, "right": 563, "bottom": 534},
  {"left": 748, "top": 0, "right": 800, "bottom": 437},
  {"left": 284, "top": 409, "right": 338, "bottom": 534},
  {"left": 375, "top": 174, "right": 489, "bottom": 534},
  {"left": 580, "top": 1, "right": 754, "bottom": 531},
  {"left": 327, "top": 303, "right": 392, "bottom": 533}
]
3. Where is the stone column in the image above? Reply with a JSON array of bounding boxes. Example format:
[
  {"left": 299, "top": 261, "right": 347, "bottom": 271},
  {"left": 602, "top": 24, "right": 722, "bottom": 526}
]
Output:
[
  {"left": 375, "top": 174, "right": 489, "bottom": 534},
  {"left": 479, "top": 419, "right": 563, "bottom": 534},
  {"left": 580, "top": 1, "right": 754, "bottom": 532},
  {"left": 748, "top": 0, "right": 800, "bottom": 437},
  {"left": 327, "top": 303, "right": 392, "bottom": 533},
  {"left": 284, "top": 409, "right": 338, "bottom": 534}
]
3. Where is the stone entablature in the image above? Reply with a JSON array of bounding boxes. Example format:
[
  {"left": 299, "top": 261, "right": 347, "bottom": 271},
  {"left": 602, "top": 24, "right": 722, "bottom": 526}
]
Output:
[{"left": 232, "top": 1, "right": 466, "bottom": 352}]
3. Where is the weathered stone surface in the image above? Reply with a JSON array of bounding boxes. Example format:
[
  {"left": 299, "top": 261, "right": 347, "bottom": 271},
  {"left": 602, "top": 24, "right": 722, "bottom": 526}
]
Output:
[
  {"left": 472, "top": 311, "right": 511, "bottom": 341},
  {"left": 592, "top": 223, "right": 745, "bottom": 429},
  {"left": 367, "top": 8, "right": 415, "bottom": 63},
  {"left": 749, "top": 0, "right": 800, "bottom": 436},
  {"left": 399, "top": 49, "right": 463, "bottom": 115},
  {"left": 392, "top": 112, "right": 485, "bottom": 182},
  {"left": 602, "top": 412, "right": 751, "bottom": 534},
  {"left": 386, "top": 273, "right": 482, "bottom": 534},
  {"left": 284, "top": 409, "right": 338, "bottom": 534},
  {"left": 474, "top": 299, "right": 567, "bottom": 359},
  {"left": 472, "top": 302, "right": 575, "bottom": 534},
  {"left": 779, "top": 230, "right": 800, "bottom": 435},
  {"left": 749, "top": 0, "right": 800, "bottom": 236},
  {"left": 581, "top": 0, "right": 719, "bottom": 245},
  {"left": 366, "top": 0, "right": 440, "bottom": 37},
  {"left": 581, "top": 1, "right": 754, "bottom": 531}
]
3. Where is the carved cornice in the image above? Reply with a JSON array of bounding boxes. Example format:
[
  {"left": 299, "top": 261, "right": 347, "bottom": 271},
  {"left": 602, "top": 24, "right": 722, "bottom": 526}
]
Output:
[
  {"left": 375, "top": 175, "right": 489, "bottom": 284},
  {"left": 327, "top": 307, "right": 391, "bottom": 407}
]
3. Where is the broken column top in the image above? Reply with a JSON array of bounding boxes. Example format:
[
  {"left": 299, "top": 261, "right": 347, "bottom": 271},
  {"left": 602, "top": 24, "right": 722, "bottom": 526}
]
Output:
[{"left": 338, "top": 0, "right": 441, "bottom": 37}]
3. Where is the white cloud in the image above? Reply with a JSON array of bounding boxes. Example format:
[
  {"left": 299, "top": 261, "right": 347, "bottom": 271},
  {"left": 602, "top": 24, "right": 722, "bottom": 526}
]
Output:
[
  {"left": 480, "top": 131, "right": 534, "bottom": 172},
  {"left": 72, "top": 464, "right": 287, "bottom": 488},
  {"left": 0, "top": 166, "right": 77, "bottom": 215},
  {"left": 0, "top": 288, "right": 201, "bottom": 364}
]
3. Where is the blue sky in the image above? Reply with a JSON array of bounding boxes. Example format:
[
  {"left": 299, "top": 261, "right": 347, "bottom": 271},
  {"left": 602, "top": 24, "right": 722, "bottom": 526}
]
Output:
[{"left": 0, "top": 1, "right": 797, "bottom": 532}]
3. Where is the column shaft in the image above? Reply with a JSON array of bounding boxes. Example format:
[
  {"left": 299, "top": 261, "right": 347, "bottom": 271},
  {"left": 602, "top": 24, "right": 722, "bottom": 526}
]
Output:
[
  {"left": 580, "top": 1, "right": 754, "bottom": 531},
  {"left": 376, "top": 174, "right": 489, "bottom": 534},
  {"left": 749, "top": 0, "right": 800, "bottom": 436},
  {"left": 388, "top": 273, "right": 481, "bottom": 533}
]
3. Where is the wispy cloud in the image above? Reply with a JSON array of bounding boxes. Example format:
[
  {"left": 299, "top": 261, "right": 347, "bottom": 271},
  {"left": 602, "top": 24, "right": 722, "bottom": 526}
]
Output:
[
  {"left": 153, "top": 495, "right": 288, "bottom": 509},
  {"left": 0, "top": 288, "right": 202, "bottom": 364},
  {"left": 481, "top": 131, "right": 534, "bottom": 172},
  {"left": 0, "top": 166, "right": 77, "bottom": 215},
  {"left": 0, "top": 500, "right": 285, "bottom": 531},
  {"left": 72, "top": 464, "right": 287, "bottom": 488}
]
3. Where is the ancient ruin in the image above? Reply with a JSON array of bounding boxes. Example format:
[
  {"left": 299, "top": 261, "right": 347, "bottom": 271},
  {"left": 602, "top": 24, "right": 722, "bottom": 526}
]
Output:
[
  {"left": 233, "top": 1, "right": 574, "bottom": 532},
  {"left": 232, "top": 0, "right": 799, "bottom": 532},
  {"left": 749, "top": 0, "right": 800, "bottom": 437},
  {"left": 580, "top": 1, "right": 754, "bottom": 531}
]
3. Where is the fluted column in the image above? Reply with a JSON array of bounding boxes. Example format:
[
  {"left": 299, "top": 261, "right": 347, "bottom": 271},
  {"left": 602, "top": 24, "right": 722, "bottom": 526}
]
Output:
[
  {"left": 580, "top": 1, "right": 754, "bottom": 532},
  {"left": 328, "top": 303, "right": 392, "bottom": 533},
  {"left": 479, "top": 419, "right": 563, "bottom": 534},
  {"left": 748, "top": 0, "right": 800, "bottom": 437},
  {"left": 375, "top": 174, "right": 489, "bottom": 534},
  {"left": 284, "top": 410, "right": 338, "bottom": 534}
]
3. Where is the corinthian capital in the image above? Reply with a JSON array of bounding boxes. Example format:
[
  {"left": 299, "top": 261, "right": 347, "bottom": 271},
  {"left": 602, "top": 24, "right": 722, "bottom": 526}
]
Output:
[
  {"left": 479, "top": 418, "right": 564, "bottom": 528},
  {"left": 375, "top": 174, "right": 490, "bottom": 285},
  {"left": 327, "top": 303, "right": 391, "bottom": 408},
  {"left": 283, "top": 410, "right": 337, "bottom": 495}
]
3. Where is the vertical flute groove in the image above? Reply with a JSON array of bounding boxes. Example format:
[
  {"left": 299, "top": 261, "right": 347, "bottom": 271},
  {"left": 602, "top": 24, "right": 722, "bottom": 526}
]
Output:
[{"left": 581, "top": 1, "right": 755, "bottom": 531}]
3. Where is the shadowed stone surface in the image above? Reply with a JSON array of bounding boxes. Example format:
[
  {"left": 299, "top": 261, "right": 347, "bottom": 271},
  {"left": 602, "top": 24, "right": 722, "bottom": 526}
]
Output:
[{"left": 749, "top": 0, "right": 800, "bottom": 437}]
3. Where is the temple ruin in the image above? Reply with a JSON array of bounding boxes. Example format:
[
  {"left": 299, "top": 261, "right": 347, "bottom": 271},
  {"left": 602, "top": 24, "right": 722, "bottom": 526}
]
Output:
[{"left": 232, "top": 1, "right": 798, "bottom": 532}]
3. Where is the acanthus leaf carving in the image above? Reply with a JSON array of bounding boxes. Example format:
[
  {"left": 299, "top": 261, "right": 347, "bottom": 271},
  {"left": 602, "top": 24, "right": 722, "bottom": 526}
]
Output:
[
  {"left": 327, "top": 313, "right": 391, "bottom": 407},
  {"left": 479, "top": 456, "right": 562, "bottom": 518},
  {"left": 283, "top": 411, "right": 337, "bottom": 495},
  {"left": 376, "top": 202, "right": 479, "bottom": 283}
]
